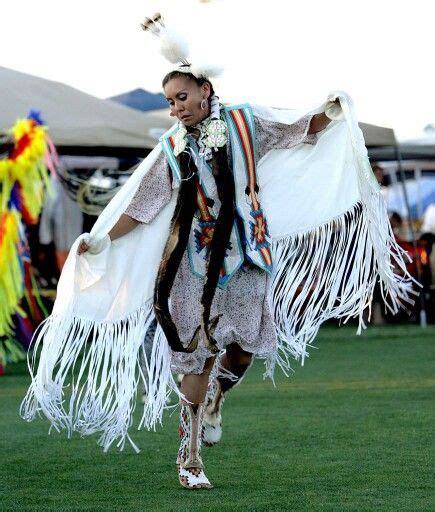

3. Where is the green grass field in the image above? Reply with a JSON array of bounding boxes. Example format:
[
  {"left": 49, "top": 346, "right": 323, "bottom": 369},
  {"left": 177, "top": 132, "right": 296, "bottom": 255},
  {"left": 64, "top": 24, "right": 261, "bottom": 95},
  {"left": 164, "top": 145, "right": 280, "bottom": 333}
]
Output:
[{"left": 0, "top": 325, "right": 433, "bottom": 512}]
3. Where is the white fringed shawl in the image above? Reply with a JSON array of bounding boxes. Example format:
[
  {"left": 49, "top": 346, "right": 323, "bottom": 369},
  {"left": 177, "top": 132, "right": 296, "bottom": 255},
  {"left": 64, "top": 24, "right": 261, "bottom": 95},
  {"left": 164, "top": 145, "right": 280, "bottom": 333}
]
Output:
[{"left": 21, "top": 91, "right": 415, "bottom": 452}]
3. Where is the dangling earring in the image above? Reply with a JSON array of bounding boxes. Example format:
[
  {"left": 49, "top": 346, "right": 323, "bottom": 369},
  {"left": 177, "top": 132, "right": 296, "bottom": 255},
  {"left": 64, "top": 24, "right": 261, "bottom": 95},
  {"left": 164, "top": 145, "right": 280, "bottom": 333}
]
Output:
[{"left": 200, "top": 99, "right": 207, "bottom": 110}]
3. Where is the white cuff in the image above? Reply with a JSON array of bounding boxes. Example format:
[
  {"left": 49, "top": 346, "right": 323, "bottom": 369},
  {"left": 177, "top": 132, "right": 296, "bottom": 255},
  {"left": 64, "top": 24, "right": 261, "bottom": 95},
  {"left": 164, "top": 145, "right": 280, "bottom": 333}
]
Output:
[
  {"left": 88, "top": 234, "right": 111, "bottom": 254},
  {"left": 325, "top": 98, "right": 344, "bottom": 121}
]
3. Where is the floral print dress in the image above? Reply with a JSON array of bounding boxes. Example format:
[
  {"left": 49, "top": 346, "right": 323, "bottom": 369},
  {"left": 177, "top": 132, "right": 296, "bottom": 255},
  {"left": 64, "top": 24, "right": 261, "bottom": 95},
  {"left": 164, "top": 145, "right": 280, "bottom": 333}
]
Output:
[{"left": 125, "top": 114, "right": 316, "bottom": 374}]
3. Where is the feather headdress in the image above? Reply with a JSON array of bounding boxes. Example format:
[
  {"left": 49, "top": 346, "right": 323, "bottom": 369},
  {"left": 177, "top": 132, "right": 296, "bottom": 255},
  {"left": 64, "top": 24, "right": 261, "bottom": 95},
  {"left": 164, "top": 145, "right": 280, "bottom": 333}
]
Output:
[{"left": 141, "top": 13, "right": 222, "bottom": 79}]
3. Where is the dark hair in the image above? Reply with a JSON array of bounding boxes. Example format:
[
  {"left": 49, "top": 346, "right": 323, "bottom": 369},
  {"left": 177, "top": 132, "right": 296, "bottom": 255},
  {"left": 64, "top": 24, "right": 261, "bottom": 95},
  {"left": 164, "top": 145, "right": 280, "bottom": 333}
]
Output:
[
  {"left": 370, "top": 161, "right": 383, "bottom": 173},
  {"left": 389, "top": 211, "right": 403, "bottom": 225},
  {"left": 162, "top": 70, "right": 215, "bottom": 97}
]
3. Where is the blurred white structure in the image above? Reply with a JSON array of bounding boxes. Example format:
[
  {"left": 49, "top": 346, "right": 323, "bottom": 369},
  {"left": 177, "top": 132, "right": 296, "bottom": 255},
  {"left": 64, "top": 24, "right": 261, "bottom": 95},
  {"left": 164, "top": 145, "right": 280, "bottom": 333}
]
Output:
[{"left": 0, "top": 66, "right": 173, "bottom": 150}]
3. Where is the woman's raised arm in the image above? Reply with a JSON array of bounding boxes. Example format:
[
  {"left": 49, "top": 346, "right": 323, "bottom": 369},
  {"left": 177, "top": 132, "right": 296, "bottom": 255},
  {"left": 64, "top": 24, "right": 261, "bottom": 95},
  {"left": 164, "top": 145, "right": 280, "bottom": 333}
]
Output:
[
  {"left": 308, "top": 98, "right": 344, "bottom": 134},
  {"left": 308, "top": 112, "right": 331, "bottom": 134}
]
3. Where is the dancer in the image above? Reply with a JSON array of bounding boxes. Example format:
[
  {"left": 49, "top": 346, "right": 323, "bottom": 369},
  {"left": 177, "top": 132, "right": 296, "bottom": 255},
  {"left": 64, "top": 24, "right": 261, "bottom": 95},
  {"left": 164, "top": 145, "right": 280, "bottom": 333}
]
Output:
[{"left": 21, "top": 14, "right": 415, "bottom": 490}]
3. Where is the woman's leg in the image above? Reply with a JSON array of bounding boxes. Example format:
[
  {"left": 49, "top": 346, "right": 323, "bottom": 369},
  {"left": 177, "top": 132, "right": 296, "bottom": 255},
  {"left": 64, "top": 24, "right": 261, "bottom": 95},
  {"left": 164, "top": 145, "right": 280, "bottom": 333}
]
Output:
[
  {"left": 203, "top": 343, "right": 253, "bottom": 447},
  {"left": 219, "top": 342, "right": 253, "bottom": 391},
  {"left": 177, "top": 357, "right": 216, "bottom": 490},
  {"left": 181, "top": 356, "right": 215, "bottom": 404}
]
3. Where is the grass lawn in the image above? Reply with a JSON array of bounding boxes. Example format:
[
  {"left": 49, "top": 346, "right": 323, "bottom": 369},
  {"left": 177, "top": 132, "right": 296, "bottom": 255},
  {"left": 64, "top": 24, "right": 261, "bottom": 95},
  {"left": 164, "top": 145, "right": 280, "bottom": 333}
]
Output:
[{"left": 0, "top": 325, "right": 433, "bottom": 511}]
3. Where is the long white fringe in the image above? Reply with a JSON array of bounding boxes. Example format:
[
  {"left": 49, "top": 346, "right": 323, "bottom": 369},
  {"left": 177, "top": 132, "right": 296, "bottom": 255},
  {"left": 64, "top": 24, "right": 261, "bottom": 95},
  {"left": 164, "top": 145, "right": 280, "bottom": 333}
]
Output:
[
  {"left": 20, "top": 303, "right": 179, "bottom": 453},
  {"left": 268, "top": 198, "right": 417, "bottom": 373}
]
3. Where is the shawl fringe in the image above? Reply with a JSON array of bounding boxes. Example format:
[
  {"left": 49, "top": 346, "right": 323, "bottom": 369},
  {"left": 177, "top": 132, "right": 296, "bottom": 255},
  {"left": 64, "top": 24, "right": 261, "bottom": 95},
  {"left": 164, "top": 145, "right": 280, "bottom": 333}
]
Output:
[
  {"left": 20, "top": 303, "right": 179, "bottom": 452},
  {"left": 267, "top": 198, "right": 417, "bottom": 375}
]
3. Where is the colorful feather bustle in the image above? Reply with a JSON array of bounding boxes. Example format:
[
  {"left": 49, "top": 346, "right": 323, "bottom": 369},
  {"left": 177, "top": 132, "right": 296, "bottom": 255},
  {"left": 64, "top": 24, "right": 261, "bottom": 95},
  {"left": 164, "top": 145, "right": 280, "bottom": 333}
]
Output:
[
  {"left": 0, "top": 210, "right": 22, "bottom": 336},
  {"left": 0, "top": 111, "right": 56, "bottom": 363},
  {"left": 0, "top": 115, "right": 53, "bottom": 222}
]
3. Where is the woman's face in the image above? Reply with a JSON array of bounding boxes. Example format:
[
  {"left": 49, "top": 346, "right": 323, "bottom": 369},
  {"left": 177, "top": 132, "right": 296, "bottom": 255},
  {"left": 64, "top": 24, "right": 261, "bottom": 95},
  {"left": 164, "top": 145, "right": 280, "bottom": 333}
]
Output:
[{"left": 163, "top": 76, "right": 210, "bottom": 127}]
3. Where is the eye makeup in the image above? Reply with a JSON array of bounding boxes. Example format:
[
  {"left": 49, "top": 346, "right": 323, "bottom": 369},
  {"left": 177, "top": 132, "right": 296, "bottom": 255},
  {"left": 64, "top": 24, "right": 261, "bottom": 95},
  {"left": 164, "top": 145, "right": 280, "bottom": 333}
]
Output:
[{"left": 166, "top": 90, "right": 189, "bottom": 104}]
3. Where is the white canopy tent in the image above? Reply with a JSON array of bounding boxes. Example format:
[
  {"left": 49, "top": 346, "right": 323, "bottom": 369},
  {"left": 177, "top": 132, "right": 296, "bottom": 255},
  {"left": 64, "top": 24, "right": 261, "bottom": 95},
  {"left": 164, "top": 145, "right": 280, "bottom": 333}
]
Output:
[
  {"left": 369, "top": 135, "right": 435, "bottom": 161},
  {"left": 0, "top": 66, "right": 173, "bottom": 151},
  {"left": 360, "top": 122, "right": 396, "bottom": 147}
]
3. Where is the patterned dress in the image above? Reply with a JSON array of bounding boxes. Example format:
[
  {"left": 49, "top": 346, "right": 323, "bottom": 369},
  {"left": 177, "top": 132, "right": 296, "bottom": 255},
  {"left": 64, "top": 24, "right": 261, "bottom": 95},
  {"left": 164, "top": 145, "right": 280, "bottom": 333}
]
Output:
[{"left": 125, "top": 114, "right": 316, "bottom": 374}]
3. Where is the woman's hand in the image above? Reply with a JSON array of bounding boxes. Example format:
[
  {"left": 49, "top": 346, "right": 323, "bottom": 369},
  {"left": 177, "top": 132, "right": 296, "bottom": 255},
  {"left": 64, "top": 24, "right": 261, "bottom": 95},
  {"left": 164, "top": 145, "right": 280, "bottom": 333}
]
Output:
[
  {"left": 77, "top": 240, "right": 90, "bottom": 255},
  {"left": 76, "top": 214, "right": 139, "bottom": 256},
  {"left": 77, "top": 234, "right": 111, "bottom": 255}
]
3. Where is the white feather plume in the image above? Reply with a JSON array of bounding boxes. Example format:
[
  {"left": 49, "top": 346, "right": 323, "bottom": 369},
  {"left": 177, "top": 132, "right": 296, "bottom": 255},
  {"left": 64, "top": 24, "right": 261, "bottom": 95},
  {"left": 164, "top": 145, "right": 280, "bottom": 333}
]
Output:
[
  {"left": 190, "top": 62, "right": 223, "bottom": 79},
  {"left": 159, "top": 27, "right": 190, "bottom": 64}
]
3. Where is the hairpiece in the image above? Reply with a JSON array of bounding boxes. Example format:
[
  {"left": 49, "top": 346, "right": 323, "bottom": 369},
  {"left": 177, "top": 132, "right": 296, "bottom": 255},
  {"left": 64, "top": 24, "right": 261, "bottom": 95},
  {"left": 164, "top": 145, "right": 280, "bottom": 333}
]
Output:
[{"left": 141, "top": 13, "right": 222, "bottom": 79}]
